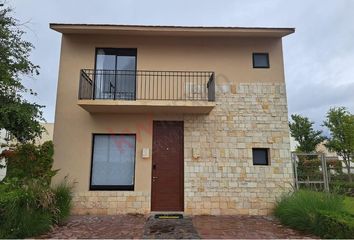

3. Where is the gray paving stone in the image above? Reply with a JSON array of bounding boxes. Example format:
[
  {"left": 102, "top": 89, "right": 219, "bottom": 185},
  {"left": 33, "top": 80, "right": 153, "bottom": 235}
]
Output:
[{"left": 143, "top": 216, "right": 200, "bottom": 239}]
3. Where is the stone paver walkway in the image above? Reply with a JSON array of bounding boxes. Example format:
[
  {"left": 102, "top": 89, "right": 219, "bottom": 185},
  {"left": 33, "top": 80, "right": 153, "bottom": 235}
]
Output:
[
  {"left": 193, "top": 215, "right": 316, "bottom": 239},
  {"left": 40, "top": 214, "right": 317, "bottom": 239},
  {"left": 143, "top": 216, "right": 200, "bottom": 239},
  {"left": 39, "top": 214, "right": 146, "bottom": 239}
]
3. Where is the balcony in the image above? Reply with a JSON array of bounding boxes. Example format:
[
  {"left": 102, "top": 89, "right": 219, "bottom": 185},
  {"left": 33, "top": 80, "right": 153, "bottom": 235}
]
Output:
[{"left": 78, "top": 69, "right": 216, "bottom": 114}]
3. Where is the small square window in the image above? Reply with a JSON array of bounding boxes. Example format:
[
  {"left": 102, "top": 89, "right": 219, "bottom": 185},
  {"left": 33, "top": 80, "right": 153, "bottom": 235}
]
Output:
[
  {"left": 252, "top": 148, "right": 269, "bottom": 165},
  {"left": 253, "top": 53, "right": 270, "bottom": 68}
]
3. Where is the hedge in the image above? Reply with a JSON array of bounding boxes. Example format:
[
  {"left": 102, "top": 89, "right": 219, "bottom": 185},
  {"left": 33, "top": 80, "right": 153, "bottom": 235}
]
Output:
[{"left": 314, "top": 210, "right": 354, "bottom": 238}]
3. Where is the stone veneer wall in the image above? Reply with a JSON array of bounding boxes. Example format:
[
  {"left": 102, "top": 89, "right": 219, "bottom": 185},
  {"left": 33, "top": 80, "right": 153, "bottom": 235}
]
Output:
[
  {"left": 71, "top": 82, "right": 292, "bottom": 215},
  {"left": 183, "top": 82, "right": 293, "bottom": 215},
  {"left": 71, "top": 191, "right": 150, "bottom": 215}
]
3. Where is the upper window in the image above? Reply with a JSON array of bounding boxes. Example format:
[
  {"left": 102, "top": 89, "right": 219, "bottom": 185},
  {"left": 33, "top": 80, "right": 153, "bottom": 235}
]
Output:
[
  {"left": 252, "top": 148, "right": 269, "bottom": 165},
  {"left": 95, "top": 48, "right": 136, "bottom": 71},
  {"left": 90, "top": 134, "right": 136, "bottom": 190},
  {"left": 253, "top": 53, "right": 270, "bottom": 68}
]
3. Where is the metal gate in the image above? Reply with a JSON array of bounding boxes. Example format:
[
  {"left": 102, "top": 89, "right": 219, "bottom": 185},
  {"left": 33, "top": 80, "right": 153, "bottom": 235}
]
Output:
[{"left": 291, "top": 152, "right": 330, "bottom": 191}]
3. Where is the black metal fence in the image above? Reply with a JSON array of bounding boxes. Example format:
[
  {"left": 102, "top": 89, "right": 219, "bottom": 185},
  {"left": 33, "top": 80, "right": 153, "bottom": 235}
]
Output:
[{"left": 79, "top": 69, "right": 215, "bottom": 101}]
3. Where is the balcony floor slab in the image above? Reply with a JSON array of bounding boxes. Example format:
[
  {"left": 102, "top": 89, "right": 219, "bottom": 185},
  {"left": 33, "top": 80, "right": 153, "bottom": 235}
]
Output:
[{"left": 78, "top": 99, "right": 215, "bottom": 114}]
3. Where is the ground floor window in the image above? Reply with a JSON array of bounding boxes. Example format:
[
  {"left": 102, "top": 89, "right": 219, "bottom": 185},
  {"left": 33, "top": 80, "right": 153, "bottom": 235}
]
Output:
[{"left": 90, "top": 134, "right": 136, "bottom": 190}]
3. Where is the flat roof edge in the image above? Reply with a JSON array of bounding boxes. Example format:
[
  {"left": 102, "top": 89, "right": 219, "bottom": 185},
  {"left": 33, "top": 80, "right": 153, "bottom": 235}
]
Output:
[{"left": 49, "top": 23, "right": 295, "bottom": 37}]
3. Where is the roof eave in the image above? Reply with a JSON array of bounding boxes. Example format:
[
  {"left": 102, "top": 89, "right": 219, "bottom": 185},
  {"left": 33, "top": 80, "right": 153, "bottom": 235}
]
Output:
[{"left": 49, "top": 23, "right": 295, "bottom": 38}]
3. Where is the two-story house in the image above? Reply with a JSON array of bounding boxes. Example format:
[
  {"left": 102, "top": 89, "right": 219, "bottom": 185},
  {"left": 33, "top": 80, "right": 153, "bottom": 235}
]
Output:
[{"left": 51, "top": 24, "right": 294, "bottom": 215}]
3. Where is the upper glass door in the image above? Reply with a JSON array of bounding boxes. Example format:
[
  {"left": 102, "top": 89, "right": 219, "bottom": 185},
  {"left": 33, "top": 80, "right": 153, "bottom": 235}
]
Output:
[{"left": 94, "top": 48, "right": 137, "bottom": 100}]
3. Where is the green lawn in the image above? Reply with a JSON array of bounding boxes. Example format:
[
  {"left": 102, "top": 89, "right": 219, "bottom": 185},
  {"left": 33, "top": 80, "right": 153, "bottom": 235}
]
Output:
[{"left": 344, "top": 197, "right": 354, "bottom": 214}]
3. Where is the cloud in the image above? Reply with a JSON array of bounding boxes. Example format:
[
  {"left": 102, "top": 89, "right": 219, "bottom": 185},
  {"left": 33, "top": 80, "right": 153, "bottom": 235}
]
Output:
[
  {"left": 288, "top": 81, "right": 354, "bottom": 112},
  {"left": 7, "top": 0, "right": 354, "bottom": 125}
]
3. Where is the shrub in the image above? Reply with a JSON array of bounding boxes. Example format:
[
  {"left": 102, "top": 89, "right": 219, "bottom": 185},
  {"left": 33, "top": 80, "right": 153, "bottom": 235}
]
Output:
[
  {"left": 274, "top": 190, "right": 344, "bottom": 232},
  {"left": 314, "top": 210, "right": 354, "bottom": 238},
  {"left": 0, "top": 178, "right": 74, "bottom": 238},
  {"left": 344, "top": 197, "right": 354, "bottom": 214},
  {"left": 2, "top": 141, "right": 58, "bottom": 184},
  {"left": 296, "top": 158, "right": 323, "bottom": 183},
  {"left": 330, "top": 181, "right": 354, "bottom": 196},
  {"left": 327, "top": 159, "right": 343, "bottom": 174},
  {"left": 0, "top": 184, "right": 52, "bottom": 238},
  {"left": 0, "top": 141, "right": 74, "bottom": 238},
  {"left": 52, "top": 178, "right": 74, "bottom": 224},
  {"left": 274, "top": 190, "right": 354, "bottom": 238}
]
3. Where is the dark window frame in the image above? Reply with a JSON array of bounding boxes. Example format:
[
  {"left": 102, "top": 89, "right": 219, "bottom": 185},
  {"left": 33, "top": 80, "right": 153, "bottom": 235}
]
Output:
[
  {"left": 252, "top": 148, "right": 270, "bottom": 166},
  {"left": 253, "top": 53, "right": 270, "bottom": 68},
  {"left": 93, "top": 48, "right": 138, "bottom": 100},
  {"left": 89, "top": 133, "right": 137, "bottom": 191}
]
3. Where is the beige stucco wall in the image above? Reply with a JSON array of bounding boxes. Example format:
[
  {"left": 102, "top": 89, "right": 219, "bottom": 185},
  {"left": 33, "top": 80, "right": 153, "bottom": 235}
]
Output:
[
  {"left": 36, "top": 123, "right": 54, "bottom": 145},
  {"left": 53, "top": 33, "right": 292, "bottom": 215}
]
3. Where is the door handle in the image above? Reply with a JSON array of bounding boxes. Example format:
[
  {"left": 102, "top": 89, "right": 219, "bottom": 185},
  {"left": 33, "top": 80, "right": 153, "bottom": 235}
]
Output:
[{"left": 152, "top": 176, "right": 158, "bottom": 183}]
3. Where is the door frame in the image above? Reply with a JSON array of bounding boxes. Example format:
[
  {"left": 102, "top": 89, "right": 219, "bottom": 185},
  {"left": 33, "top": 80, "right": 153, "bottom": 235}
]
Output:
[{"left": 151, "top": 121, "right": 184, "bottom": 212}]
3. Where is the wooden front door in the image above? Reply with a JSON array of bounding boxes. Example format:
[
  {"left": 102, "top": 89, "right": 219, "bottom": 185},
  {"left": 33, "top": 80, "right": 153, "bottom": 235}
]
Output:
[{"left": 151, "top": 121, "right": 184, "bottom": 211}]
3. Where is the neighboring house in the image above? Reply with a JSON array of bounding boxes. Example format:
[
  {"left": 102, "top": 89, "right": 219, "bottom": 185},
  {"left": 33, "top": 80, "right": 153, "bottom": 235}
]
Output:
[
  {"left": 35, "top": 123, "right": 54, "bottom": 145},
  {"left": 0, "top": 130, "right": 10, "bottom": 181},
  {"left": 316, "top": 141, "right": 338, "bottom": 158},
  {"left": 0, "top": 123, "right": 54, "bottom": 181},
  {"left": 0, "top": 162, "right": 4, "bottom": 181},
  {"left": 51, "top": 24, "right": 294, "bottom": 215},
  {"left": 289, "top": 136, "right": 299, "bottom": 153}
]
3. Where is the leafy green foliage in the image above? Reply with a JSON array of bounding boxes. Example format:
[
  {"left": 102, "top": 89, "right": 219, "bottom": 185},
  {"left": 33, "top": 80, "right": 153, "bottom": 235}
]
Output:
[
  {"left": 330, "top": 181, "right": 354, "bottom": 196},
  {"left": 323, "top": 107, "right": 354, "bottom": 182},
  {"left": 314, "top": 210, "right": 354, "bottom": 238},
  {"left": 0, "top": 183, "right": 52, "bottom": 238},
  {"left": 289, "top": 114, "right": 325, "bottom": 153},
  {"left": 296, "top": 158, "right": 323, "bottom": 189},
  {"left": 0, "top": 179, "right": 74, "bottom": 238},
  {"left": 2, "top": 141, "right": 58, "bottom": 184},
  {"left": 344, "top": 197, "right": 354, "bottom": 214},
  {"left": 274, "top": 190, "right": 354, "bottom": 238},
  {"left": 0, "top": 142, "right": 74, "bottom": 238},
  {"left": 52, "top": 178, "right": 74, "bottom": 224},
  {"left": 274, "top": 190, "right": 344, "bottom": 232},
  {"left": 327, "top": 159, "right": 343, "bottom": 174},
  {"left": 0, "top": 6, "right": 44, "bottom": 142}
]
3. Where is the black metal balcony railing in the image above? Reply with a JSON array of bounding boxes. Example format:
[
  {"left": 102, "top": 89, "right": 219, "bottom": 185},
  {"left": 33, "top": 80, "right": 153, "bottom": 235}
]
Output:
[{"left": 79, "top": 69, "right": 215, "bottom": 102}]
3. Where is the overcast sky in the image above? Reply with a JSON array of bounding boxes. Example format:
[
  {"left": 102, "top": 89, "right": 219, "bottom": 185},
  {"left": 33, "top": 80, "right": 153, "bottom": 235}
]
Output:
[{"left": 8, "top": 0, "right": 354, "bottom": 131}]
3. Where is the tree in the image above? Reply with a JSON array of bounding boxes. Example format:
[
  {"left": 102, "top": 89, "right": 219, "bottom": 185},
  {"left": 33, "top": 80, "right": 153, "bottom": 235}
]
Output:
[
  {"left": 323, "top": 107, "right": 354, "bottom": 182},
  {"left": 289, "top": 114, "right": 326, "bottom": 153},
  {"left": 0, "top": 6, "right": 44, "bottom": 142}
]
